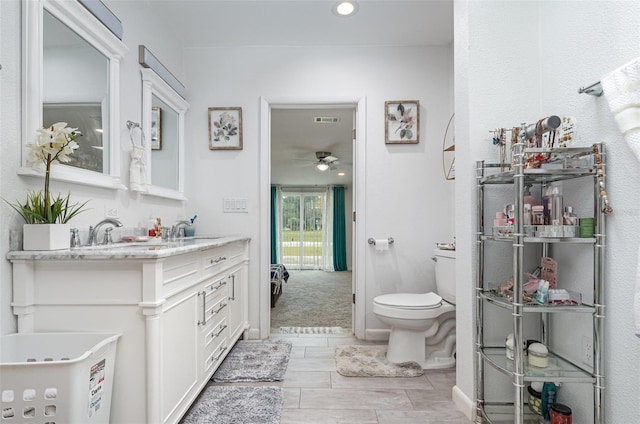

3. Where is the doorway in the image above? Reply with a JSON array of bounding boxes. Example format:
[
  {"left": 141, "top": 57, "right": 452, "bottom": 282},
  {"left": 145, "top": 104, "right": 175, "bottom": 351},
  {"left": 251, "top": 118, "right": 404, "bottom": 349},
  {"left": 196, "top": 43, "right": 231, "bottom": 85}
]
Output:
[
  {"left": 269, "top": 104, "right": 355, "bottom": 333},
  {"left": 258, "top": 97, "right": 367, "bottom": 340}
]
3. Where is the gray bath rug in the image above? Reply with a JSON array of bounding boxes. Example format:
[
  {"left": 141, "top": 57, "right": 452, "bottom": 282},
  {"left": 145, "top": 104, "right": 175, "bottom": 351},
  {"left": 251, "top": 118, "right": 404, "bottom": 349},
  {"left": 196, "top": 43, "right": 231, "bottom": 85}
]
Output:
[
  {"left": 279, "top": 326, "right": 346, "bottom": 334},
  {"left": 181, "top": 386, "right": 282, "bottom": 424},
  {"left": 212, "top": 340, "right": 292, "bottom": 382},
  {"left": 335, "top": 345, "right": 424, "bottom": 377}
]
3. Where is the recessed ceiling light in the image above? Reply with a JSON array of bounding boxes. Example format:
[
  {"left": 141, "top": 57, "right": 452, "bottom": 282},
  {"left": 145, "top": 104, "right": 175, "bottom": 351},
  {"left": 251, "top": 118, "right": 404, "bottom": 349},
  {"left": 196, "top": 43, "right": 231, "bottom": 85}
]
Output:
[
  {"left": 338, "top": 172, "right": 345, "bottom": 176},
  {"left": 333, "top": 1, "right": 358, "bottom": 17}
]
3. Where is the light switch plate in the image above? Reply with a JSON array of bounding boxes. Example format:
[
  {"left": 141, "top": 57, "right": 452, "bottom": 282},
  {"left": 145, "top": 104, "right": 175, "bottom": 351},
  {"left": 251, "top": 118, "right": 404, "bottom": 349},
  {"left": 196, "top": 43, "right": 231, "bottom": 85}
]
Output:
[{"left": 223, "top": 198, "right": 248, "bottom": 213}]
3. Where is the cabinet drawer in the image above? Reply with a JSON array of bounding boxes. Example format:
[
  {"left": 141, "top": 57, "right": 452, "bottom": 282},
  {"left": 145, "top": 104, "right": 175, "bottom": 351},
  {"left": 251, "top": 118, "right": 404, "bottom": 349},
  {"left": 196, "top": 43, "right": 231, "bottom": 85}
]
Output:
[
  {"left": 205, "top": 338, "right": 228, "bottom": 374},
  {"left": 203, "top": 277, "right": 228, "bottom": 306},
  {"left": 204, "top": 316, "right": 228, "bottom": 355},
  {"left": 162, "top": 252, "right": 201, "bottom": 295},
  {"left": 198, "top": 293, "right": 228, "bottom": 327},
  {"left": 202, "top": 243, "right": 244, "bottom": 278}
]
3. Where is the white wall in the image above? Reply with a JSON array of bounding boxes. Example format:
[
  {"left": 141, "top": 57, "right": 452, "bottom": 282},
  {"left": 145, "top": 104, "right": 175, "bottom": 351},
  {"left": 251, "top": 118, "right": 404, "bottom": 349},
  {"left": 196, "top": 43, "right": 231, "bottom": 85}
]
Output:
[
  {"left": 455, "top": 1, "right": 640, "bottom": 422},
  {"left": 0, "top": 0, "right": 188, "bottom": 334},
  {"left": 183, "top": 45, "right": 454, "bottom": 335}
]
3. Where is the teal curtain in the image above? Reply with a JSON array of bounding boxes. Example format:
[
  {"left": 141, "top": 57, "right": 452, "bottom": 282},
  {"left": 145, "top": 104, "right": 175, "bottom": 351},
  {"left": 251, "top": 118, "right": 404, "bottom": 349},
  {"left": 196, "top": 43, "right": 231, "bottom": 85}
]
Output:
[
  {"left": 271, "top": 186, "right": 278, "bottom": 264},
  {"left": 332, "top": 186, "right": 347, "bottom": 271}
]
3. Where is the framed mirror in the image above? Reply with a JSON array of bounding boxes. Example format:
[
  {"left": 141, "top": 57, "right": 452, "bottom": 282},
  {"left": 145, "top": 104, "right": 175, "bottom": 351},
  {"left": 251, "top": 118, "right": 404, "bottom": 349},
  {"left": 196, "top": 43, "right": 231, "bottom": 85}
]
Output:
[
  {"left": 140, "top": 61, "right": 189, "bottom": 200},
  {"left": 21, "top": 0, "right": 128, "bottom": 189}
]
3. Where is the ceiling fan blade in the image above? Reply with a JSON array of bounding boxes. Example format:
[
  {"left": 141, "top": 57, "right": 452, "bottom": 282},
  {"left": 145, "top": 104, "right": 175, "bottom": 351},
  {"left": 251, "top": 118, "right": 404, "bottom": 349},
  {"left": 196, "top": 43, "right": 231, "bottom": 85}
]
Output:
[{"left": 324, "top": 155, "right": 339, "bottom": 162}]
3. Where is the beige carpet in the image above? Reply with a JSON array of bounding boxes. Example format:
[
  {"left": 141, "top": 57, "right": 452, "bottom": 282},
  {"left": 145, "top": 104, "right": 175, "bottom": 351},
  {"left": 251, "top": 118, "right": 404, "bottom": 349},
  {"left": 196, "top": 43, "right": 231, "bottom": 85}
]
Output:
[
  {"left": 335, "top": 345, "right": 424, "bottom": 377},
  {"left": 270, "top": 270, "right": 352, "bottom": 332}
]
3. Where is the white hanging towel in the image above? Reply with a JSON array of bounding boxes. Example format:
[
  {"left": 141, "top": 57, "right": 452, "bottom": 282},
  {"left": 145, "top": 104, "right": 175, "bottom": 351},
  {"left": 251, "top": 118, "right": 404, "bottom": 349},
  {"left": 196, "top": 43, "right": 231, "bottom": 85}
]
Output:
[
  {"left": 601, "top": 56, "right": 640, "bottom": 162},
  {"left": 601, "top": 57, "right": 640, "bottom": 338},
  {"left": 636, "top": 246, "right": 640, "bottom": 338},
  {"left": 128, "top": 123, "right": 147, "bottom": 192}
]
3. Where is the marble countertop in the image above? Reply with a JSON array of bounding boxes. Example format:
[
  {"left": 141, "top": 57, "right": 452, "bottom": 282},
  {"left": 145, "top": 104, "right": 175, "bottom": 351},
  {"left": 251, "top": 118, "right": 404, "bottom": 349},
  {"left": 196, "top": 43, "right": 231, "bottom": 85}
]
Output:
[{"left": 6, "top": 236, "right": 250, "bottom": 261}]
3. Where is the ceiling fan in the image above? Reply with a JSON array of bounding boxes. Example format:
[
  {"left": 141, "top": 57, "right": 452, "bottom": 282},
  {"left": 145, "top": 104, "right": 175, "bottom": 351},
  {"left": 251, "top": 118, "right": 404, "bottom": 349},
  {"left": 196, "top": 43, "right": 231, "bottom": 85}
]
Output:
[{"left": 313, "top": 151, "right": 339, "bottom": 171}]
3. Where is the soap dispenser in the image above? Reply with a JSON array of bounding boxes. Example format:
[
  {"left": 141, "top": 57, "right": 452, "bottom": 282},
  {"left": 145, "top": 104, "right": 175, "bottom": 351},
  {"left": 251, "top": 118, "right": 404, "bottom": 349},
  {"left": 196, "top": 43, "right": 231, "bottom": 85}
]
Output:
[{"left": 523, "top": 185, "right": 535, "bottom": 207}]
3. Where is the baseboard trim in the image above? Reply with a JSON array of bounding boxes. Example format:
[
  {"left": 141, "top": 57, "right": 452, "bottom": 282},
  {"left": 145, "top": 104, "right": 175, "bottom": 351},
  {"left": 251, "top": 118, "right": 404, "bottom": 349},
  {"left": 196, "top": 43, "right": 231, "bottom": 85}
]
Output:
[
  {"left": 245, "top": 327, "right": 261, "bottom": 340},
  {"left": 452, "top": 385, "right": 476, "bottom": 422},
  {"left": 364, "top": 328, "right": 390, "bottom": 341}
]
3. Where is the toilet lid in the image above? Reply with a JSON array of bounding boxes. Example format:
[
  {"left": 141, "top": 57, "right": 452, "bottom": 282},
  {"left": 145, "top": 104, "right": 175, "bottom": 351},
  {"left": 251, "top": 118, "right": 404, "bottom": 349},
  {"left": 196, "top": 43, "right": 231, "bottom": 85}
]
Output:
[{"left": 374, "top": 292, "right": 442, "bottom": 309}]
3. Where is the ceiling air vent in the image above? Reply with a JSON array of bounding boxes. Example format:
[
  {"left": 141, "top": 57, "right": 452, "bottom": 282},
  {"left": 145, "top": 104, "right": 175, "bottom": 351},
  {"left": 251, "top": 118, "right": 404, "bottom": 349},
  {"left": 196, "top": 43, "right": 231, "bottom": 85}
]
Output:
[{"left": 314, "top": 117, "right": 340, "bottom": 124}]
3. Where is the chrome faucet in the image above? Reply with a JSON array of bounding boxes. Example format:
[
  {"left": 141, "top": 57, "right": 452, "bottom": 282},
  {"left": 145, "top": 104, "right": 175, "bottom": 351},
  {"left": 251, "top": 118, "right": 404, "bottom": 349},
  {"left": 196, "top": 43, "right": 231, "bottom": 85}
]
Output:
[
  {"left": 170, "top": 220, "right": 192, "bottom": 241},
  {"left": 88, "top": 218, "right": 123, "bottom": 246}
]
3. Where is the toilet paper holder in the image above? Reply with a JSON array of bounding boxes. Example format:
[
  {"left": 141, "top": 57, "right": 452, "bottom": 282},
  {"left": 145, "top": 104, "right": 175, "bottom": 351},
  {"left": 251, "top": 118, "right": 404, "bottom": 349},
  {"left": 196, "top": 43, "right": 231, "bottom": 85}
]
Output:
[{"left": 368, "top": 237, "right": 394, "bottom": 245}]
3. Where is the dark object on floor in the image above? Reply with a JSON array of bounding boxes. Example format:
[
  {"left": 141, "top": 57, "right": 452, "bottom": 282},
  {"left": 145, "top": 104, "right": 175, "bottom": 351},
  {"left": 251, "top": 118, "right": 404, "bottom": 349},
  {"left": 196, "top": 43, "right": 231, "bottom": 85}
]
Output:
[
  {"left": 212, "top": 340, "right": 292, "bottom": 382},
  {"left": 181, "top": 386, "right": 283, "bottom": 424},
  {"left": 270, "top": 264, "right": 289, "bottom": 307}
]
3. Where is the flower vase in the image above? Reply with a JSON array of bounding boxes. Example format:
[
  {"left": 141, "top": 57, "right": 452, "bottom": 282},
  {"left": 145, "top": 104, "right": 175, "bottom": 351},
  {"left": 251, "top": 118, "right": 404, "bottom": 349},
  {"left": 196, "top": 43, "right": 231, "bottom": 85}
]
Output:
[{"left": 23, "top": 223, "right": 71, "bottom": 251}]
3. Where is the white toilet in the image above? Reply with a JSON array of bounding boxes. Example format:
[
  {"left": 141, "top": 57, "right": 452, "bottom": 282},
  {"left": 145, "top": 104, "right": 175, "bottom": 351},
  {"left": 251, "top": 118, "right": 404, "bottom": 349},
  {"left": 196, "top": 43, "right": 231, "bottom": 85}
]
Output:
[{"left": 373, "top": 249, "right": 456, "bottom": 369}]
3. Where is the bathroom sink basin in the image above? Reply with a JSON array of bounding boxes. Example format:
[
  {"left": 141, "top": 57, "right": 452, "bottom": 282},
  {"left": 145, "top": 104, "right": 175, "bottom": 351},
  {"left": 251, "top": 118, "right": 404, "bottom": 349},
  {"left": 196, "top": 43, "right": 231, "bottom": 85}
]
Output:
[{"left": 73, "top": 236, "right": 225, "bottom": 251}]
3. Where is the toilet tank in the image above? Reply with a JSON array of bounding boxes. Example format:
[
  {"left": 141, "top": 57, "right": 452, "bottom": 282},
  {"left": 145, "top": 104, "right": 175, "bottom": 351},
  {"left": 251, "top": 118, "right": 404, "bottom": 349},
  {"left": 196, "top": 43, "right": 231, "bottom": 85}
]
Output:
[{"left": 434, "top": 249, "right": 456, "bottom": 304}]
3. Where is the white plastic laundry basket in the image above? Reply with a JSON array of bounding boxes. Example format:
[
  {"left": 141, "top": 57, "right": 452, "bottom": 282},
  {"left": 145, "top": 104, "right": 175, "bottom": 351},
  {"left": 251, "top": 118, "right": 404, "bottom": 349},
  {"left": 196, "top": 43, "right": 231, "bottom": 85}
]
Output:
[{"left": 0, "top": 332, "right": 120, "bottom": 424}]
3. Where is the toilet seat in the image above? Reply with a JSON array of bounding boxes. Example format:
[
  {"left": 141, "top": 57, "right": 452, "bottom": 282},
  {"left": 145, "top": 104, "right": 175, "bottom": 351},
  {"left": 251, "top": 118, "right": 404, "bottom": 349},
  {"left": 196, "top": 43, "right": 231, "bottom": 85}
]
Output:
[{"left": 374, "top": 292, "right": 442, "bottom": 310}]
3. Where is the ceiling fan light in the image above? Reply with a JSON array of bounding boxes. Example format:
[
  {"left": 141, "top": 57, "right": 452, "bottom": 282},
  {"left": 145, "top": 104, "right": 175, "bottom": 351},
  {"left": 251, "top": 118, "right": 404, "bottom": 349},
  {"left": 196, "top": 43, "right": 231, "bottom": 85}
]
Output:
[{"left": 316, "top": 162, "right": 330, "bottom": 171}]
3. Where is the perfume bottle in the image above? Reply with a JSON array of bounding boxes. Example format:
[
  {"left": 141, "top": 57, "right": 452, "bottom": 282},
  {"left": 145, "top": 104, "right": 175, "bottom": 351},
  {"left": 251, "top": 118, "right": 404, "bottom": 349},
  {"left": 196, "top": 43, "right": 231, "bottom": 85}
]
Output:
[{"left": 563, "top": 206, "right": 578, "bottom": 225}]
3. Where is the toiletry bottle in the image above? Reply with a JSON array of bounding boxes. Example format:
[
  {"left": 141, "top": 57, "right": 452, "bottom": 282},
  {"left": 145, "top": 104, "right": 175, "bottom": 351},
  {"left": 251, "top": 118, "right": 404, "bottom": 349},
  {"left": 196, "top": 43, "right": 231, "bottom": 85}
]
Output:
[
  {"left": 542, "top": 185, "right": 552, "bottom": 225},
  {"left": 550, "top": 184, "right": 563, "bottom": 225},
  {"left": 536, "top": 279, "right": 550, "bottom": 305},
  {"left": 148, "top": 216, "right": 157, "bottom": 237},
  {"left": 523, "top": 203, "right": 532, "bottom": 226},
  {"left": 524, "top": 185, "right": 535, "bottom": 207},
  {"left": 532, "top": 205, "right": 545, "bottom": 225},
  {"left": 563, "top": 206, "right": 578, "bottom": 225}
]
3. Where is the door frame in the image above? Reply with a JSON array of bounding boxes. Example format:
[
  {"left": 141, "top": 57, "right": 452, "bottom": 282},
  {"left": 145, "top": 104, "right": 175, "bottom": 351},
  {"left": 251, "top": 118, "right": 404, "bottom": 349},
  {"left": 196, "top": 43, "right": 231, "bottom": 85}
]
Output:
[{"left": 258, "top": 96, "right": 367, "bottom": 340}]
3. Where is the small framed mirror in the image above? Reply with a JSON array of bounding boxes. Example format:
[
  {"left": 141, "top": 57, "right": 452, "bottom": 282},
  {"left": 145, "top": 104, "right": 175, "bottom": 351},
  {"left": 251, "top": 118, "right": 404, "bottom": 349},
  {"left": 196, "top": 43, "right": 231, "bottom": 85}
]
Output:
[
  {"left": 21, "top": 0, "right": 128, "bottom": 189},
  {"left": 139, "top": 46, "right": 189, "bottom": 200}
]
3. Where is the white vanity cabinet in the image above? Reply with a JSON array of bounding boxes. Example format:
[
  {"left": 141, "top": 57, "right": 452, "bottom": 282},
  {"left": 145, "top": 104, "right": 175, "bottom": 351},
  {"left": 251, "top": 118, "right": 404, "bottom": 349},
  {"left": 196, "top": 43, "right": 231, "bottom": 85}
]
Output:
[
  {"left": 227, "top": 265, "right": 246, "bottom": 342},
  {"left": 8, "top": 237, "right": 249, "bottom": 424}
]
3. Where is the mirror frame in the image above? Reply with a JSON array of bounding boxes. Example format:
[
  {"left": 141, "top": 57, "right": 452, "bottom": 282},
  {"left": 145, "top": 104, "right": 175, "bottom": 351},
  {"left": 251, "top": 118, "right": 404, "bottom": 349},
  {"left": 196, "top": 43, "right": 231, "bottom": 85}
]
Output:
[
  {"left": 141, "top": 68, "right": 189, "bottom": 200},
  {"left": 21, "top": 0, "right": 128, "bottom": 190}
]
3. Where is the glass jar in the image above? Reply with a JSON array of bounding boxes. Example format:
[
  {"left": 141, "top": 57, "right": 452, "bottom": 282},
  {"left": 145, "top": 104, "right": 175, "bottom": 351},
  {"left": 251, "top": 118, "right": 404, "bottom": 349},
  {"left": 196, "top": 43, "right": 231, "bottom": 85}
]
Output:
[
  {"left": 527, "top": 342, "right": 549, "bottom": 368},
  {"left": 550, "top": 403, "right": 572, "bottom": 424},
  {"left": 532, "top": 205, "right": 545, "bottom": 225}
]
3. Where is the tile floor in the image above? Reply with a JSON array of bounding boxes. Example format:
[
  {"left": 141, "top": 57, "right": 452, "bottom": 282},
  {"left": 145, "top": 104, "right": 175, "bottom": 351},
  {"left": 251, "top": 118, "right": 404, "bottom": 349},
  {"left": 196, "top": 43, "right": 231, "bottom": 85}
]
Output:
[{"left": 211, "top": 333, "right": 471, "bottom": 424}]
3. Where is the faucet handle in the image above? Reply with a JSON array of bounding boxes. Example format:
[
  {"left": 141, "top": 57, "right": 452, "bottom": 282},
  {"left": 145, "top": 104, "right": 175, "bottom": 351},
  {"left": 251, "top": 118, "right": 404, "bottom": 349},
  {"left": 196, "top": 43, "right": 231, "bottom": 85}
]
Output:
[
  {"left": 103, "top": 227, "right": 114, "bottom": 245},
  {"left": 70, "top": 228, "right": 81, "bottom": 248}
]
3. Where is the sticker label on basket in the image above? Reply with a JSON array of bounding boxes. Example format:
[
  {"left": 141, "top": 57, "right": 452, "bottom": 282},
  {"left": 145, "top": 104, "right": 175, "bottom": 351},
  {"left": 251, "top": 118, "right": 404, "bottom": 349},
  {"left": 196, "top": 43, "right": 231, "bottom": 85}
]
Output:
[{"left": 88, "top": 359, "right": 106, "bottom": 417}]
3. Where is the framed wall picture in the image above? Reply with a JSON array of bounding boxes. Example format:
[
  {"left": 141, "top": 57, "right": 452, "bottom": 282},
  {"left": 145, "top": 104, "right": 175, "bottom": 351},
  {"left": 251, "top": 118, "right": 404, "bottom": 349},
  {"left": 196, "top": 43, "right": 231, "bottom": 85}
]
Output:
[
  {"left": 385, "top": 100, "right": 420, "bottom": 144},
  {"left": 151, "top": 106, "right": 162, "bottom": 150},
  {"left": 208, "top": 106, "right": 243, "bottom": 150}
]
